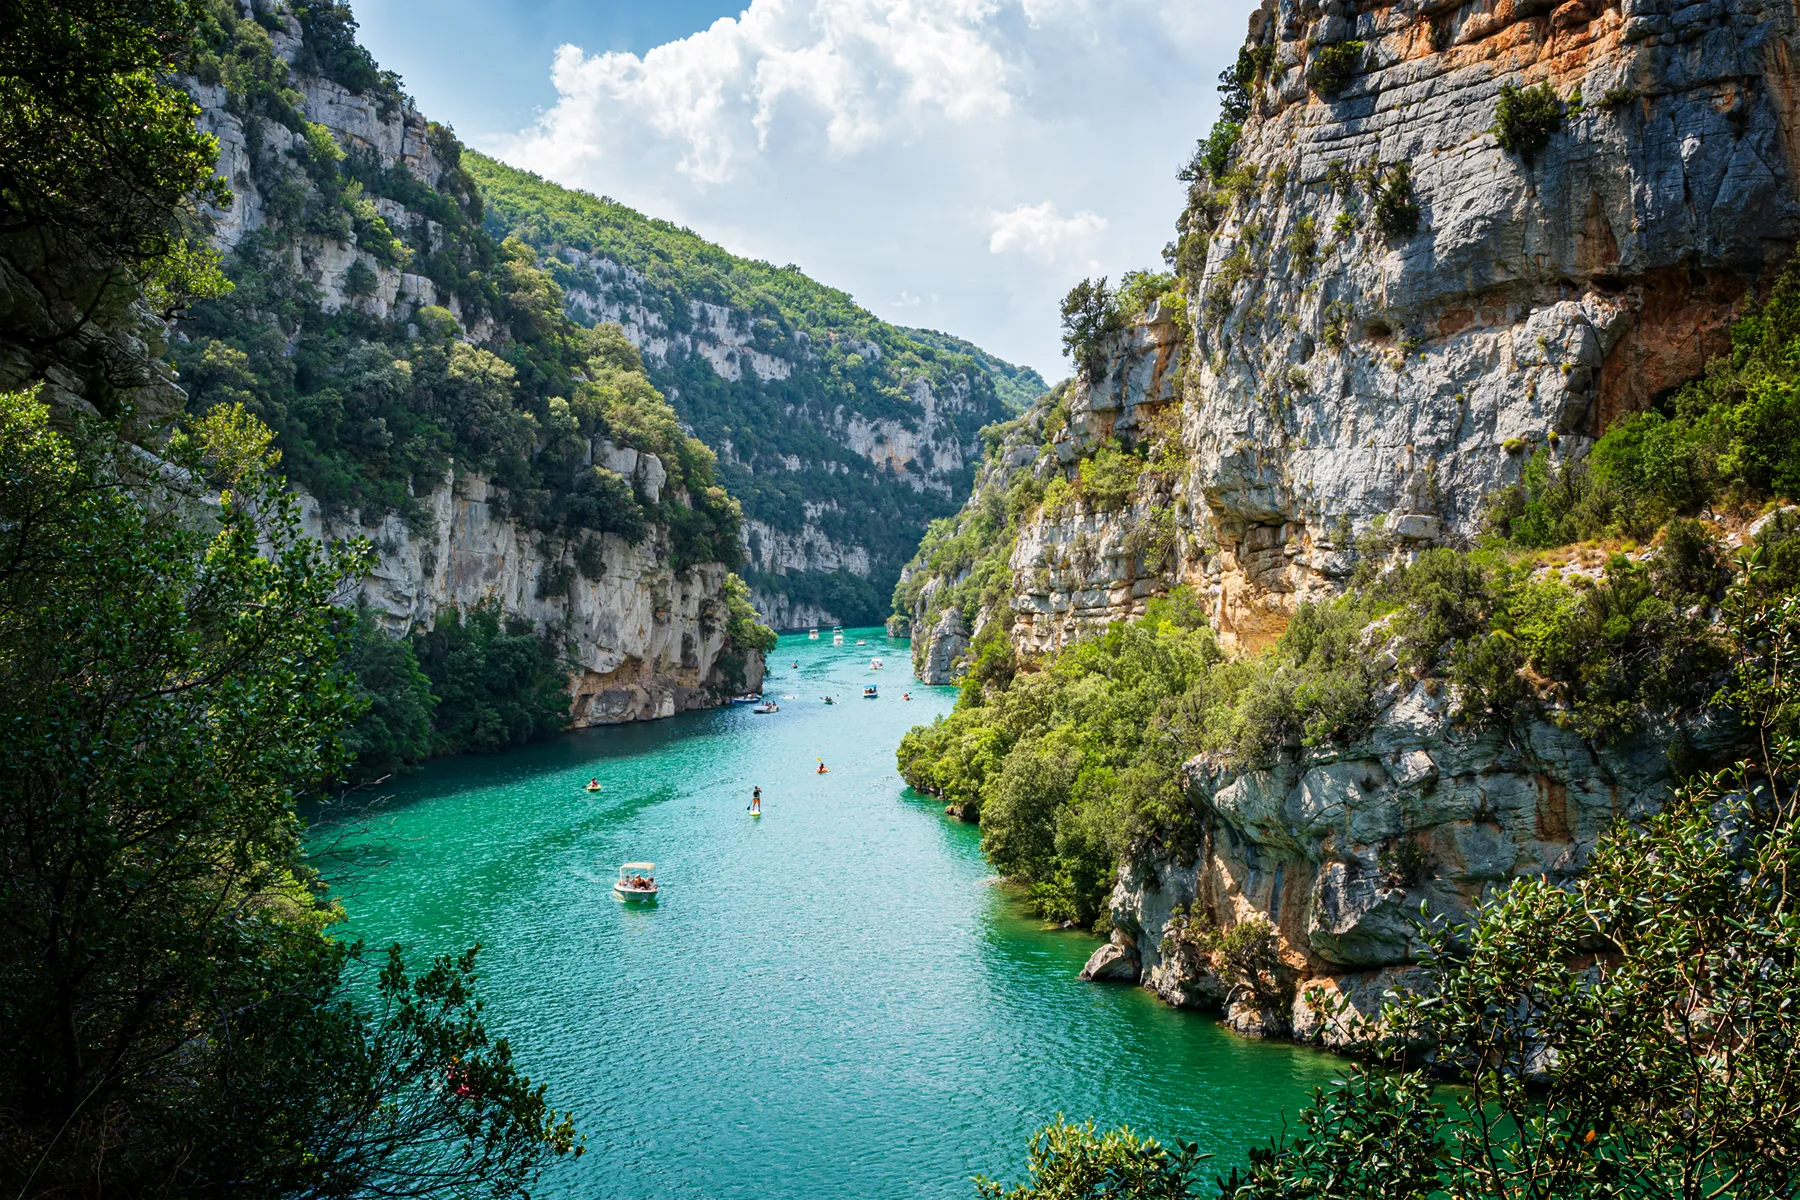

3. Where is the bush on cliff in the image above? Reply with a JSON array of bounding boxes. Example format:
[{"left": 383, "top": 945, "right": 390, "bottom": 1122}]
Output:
[
  {"left": 1305, "top": 40, "right": 1363, "bottom": 97},
  {"left": 1493, "top": 80, "right": 1564, "bottom": 162},
  {"left": 987, "top": 569, "right": 1800, "bottom": 1200}
]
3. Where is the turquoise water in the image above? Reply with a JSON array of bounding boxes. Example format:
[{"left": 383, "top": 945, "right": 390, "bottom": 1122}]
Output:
[{"left": 318, "top": 629, "right": 1340, "bottom": 1199}]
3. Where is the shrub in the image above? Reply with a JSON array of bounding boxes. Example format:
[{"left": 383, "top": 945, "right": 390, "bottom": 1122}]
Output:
[
  {"left": 1077, "top": 443, "right": 1144, "bottom": 510},
  {"left": 1372, "top": 162, "right": 1420, "bottom": 238},
  {"left": 1494, "top": 81, "right": 1563, "bottom": 161},
  {"left": 1306, "top": 40, "right": 1365, "bottom": 96},
  {"left": 1285, "top": 215, "right": 1319, "bottom": 273}
]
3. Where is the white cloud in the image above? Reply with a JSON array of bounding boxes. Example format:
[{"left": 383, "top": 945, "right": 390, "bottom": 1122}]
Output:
[
  {"left": 987, "top": 202, "right": 1107, "bottom": 261},
  {"left": 488, "top": 0, "right": 1247, "bottom": 375}
]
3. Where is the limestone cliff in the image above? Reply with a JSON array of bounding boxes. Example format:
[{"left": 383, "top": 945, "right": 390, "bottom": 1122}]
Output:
[
  {"left": 177, "top": 1, "right": 762, "bottom": 721},
  {"left": 900, "top": 307, "right": 1185, "bottom": 681},
  {"left": 470, "top": 154, "right": 1041, "bottom": 628},
  {"left": 1092, "top": 687, "right": 1732, "bottom": 1042},
  {"left": 900, "top": 0, "right": 1800, "bottom": 1036},
  {"left": 1178, "top": 0, "right": 1800, "bottom": 649},
  {"left": 301, "top": 468, "right": 758, "bottom": 726}
]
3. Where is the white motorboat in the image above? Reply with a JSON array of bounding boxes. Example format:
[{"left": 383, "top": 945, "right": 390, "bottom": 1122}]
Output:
[{"left": 613, "top": 862, "right": 658, "bottom": 901}]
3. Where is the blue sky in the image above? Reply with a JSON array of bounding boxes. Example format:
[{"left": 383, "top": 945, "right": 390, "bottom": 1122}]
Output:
[{"left": 349, "top": 0, "right": 1245, "bottom": 377}]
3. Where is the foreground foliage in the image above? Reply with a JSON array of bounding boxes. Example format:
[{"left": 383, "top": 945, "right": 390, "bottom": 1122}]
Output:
[
  {"left": 984, "top": 566, "right": 1800, "bottom": 1200},
  {"left": 898, "top": 526, "right": 1732, "bottom": 926},
  {"left": 0, "top": 391, "right": 578, "bottom": 1197}
]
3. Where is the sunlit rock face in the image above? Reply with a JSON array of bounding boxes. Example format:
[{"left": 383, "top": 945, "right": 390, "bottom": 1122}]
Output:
[
  {"left": 1100, "top": 690, "right": 1734, "bottom": 1043},
  {"left": 187, "top": 2, "right": 757, "bottom": 722},
  {"left": 1064, "top": 0, "right": 1800, "bottom": 1036},
  {"left": 1176, "top": 0, "right": 1800, "bottom": 649},
  {"left": 298, "top": 468, "right": 756, "bottom": 727}
]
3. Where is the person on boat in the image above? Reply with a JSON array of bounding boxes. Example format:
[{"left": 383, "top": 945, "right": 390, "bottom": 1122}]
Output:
[
  {"left": 816, "top": 758, "right": 829, "bottom": 774},
  {"left": 588, "top": 777, "right": 600, "bottom": 788},
  {"left": 750, "top": 786, "right": 762, "bottom": 814},
  {"left": 902, "top": 692, "right": 911, "bottom": 701}
]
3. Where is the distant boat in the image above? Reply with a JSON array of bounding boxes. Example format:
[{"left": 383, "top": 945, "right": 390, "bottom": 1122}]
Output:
[
  {"left": 613, "top": 862, "right": 657, "bottom": 901},
  {"left": 863, "top": 685, "right": 878, "bottom": 699},
  {"left": 855, "top": 639, "right": 866, "bottom": 645},
  {"left": 869, "top": 658, "right": 883, "bottom": 671},
  {"left": 753, "top": 700, "right": 780, "bottom": 714},
  {"left": 730, "top": 693, "right": 761, "bottom": 705},
  {"left": 808, "top": 628, "right": 819, "bottom": 640},
  {"left": 832, "top": 632, "right": 844, "bottom": 645}
]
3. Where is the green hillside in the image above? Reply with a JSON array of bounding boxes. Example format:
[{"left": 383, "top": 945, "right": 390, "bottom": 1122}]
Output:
[
  {"left": 468, "top": 154, "right": 1030, "bottom": 624},
  {"left": 902, "top": 326, "right": 1051, "bottom": 412}
]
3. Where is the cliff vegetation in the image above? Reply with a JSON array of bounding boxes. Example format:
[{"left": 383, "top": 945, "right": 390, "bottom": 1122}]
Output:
[{"left": 469, "top": 154, "right": 1035, "bottom": 625}]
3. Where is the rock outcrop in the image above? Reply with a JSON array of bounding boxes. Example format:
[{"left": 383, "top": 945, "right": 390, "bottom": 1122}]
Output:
[
  {"left": 300, "top": 469, "right": 757, "bottom": 727},
  {"left": 1092, "top": 683, "right": 1732, "bottom": 1044},
  {"left": 1175, "top": 0, "right": 1800, "bottom": 648}
]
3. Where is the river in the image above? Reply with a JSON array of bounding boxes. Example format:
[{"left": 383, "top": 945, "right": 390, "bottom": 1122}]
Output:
[{"left": 318, "top": 628, "right": 1341, "bottom": 1199}]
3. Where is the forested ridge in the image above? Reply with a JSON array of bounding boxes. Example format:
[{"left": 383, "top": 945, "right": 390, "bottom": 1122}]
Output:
[{"left": 468, "top": 154, "right": 1043, "bottom": 624}]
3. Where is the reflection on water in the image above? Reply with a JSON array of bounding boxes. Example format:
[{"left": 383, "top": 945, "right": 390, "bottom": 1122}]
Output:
[{"left": 317, "top": 630, "right": 1340, "bottom": 1200}]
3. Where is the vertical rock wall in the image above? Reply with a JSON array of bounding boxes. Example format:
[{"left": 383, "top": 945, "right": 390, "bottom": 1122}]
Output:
[{"left": 1177, "top": 0, "right": 1800, "bottom": 648}]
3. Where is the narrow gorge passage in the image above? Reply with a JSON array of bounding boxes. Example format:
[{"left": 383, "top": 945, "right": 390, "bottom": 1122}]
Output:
[{"left": 317, "top": 630, "right": 1340, "bottom": 1199}]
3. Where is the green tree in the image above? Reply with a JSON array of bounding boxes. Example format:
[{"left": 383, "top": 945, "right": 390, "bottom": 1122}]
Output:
[
  {"left": 413, "top": 605, "right": 572, "bottom": 755},
  {"left": 342, "top": 605, "right": 438, "bottom": 781},
  {"left": 1061, "top": 277, "right": 1123, "bottom": 387},
  {"left": 0, "top": 390, "right": 578, "bottom": 1196},
  {"left": 977, "top": 1119, "right": 1210, "bottom": 1200},
  {"left": 0, "top": 0, "right": 230, "bottom": 412}
]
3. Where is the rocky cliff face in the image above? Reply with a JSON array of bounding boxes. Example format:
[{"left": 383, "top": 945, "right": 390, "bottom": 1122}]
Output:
[
  {"left": 903, "top": 0, "right": 1798, "bottom": 1035},
  {"left": 181, "top": 1, "right": 760, "bottom": 720},
  {"left": 902, "top": 308, "right": 1185, "bottom": 680},
  {"left": 1177, "top": 0, "right": 1800, "bottom": 649},
  {"left": 1088, "top": 689, "right": 1732, "bottom": 1043},
  {"left": 472, "top": 155, "right": 1037, "bottom": 629},
  {"left": 301, "top": 467, "right": 757, "bottom": 725}
]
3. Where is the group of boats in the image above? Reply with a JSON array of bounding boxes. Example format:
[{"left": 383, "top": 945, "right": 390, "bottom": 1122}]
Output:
[{"left": 618, "top": 630, "right": 911, "bottom": 903}]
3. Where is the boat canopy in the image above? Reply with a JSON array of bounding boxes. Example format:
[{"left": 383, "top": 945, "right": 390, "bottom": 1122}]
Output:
[{"left": 619, "top": 862, "right": 654, "bottom": 871}]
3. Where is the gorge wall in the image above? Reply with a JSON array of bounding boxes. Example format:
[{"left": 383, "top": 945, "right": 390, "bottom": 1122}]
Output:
[
  {"left": 900, "top": 0, "right": 1799, "bottom": 1037},
  {"left": 470, "top": 155, "right": 1041, "bottom": 628},
  {"left": 1177, "top": 0, "right": 1800, "bottom": 651},
  {"left": 177, "top": 1, "right": 761, "bottom": 720}
]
